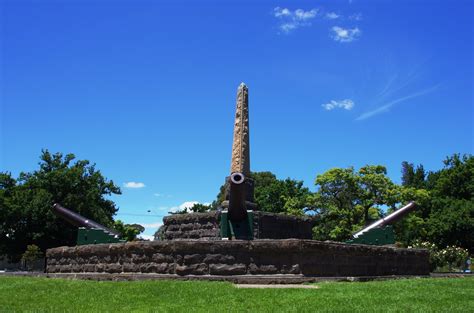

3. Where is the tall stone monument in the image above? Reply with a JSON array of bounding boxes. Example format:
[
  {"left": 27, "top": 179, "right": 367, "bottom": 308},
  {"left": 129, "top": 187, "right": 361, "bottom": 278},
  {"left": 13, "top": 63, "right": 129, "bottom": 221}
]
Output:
[
  {"left": 221, "top": 83, "right": 256, "bottom": 238},
  {"left": 230, "top": 82, "right": 251, "bottom": 176}
]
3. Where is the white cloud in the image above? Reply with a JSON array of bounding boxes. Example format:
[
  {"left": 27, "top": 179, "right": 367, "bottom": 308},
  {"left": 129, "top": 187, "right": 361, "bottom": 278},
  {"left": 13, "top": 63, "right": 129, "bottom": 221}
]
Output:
[
  {"left": 274, "top": 7, "right": 291, "bottom": 17},
  {"left": 139, "top": 234, "right": 155, "bottom": 241},
  {"left": 326, "top": 12, "right": 340, "bottom": 19},
  {"left": 168, "top": 201, "right": 211, "bottom": 213},
  {"left": 331, "top": 26, "right": 361, "bottom": 42},
  {"left": 322, "top": 99, "right": 355, "bottom": 111},
  {"left": 168, "top": 201, "right": 198, "bottom": 213},
  {"left": 349, "top": 13, "right": 362, "bottom": 21},
  {"left": 273, "top": 7, "right": 318, "bottom": 33},
  {"left": 294, "top": 8, "right": 318, "bottom": 21},
  {"left": 123, "top": 182, "right": 145, "bottom": 188},
  {"left": 280, "top": 23, "right": 297, "bottom": 33},
  {"left": 141, "top": 222, "right": 163, "bottom": 228}
]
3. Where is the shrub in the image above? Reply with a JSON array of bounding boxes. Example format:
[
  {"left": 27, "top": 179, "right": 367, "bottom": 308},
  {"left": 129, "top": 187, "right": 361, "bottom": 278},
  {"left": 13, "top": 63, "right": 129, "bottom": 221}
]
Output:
[
  {"left": 21, "top": 244, "right": 43, "bottom": 263},
  {"left": 409, "top": 241, "right": 469, "bottom": 272}
]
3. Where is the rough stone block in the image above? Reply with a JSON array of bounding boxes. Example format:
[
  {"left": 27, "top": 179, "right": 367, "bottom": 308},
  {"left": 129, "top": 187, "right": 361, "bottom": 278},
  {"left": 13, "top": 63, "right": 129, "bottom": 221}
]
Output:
[
  {"left": 105, "top": 264, "right": 122, "bottom": 274},
  {"left": 122, "top": 263, "right": 139, "bottom": 273},
  {"left": 203, "top": 254, "right": 235, "bottom": 264},
  {"left": 248, "top": 264, "right": 278, "bottom": 274},
  {"left": 209, "top": 263, "right": 247, "bottom": 275},
  {"left": 152, "top": 253, "right": 173, "bottom": 263},
  {"left": 176, "top": 263, "right": 208, "bottom": 275},
  {"left": 281, "top": 264, "right": 300, "bottom": 274},
  {"left": 184, "top": 254, "right": 203, "bottom": 265}
]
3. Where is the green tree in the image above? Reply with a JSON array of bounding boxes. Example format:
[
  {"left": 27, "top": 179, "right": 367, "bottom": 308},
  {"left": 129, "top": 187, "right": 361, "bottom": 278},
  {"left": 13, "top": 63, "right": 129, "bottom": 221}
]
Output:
[
  {"left": 0, "top": 150, "right": 121, "bottom": 260},
  {"left": 425, "top": 154, "right": 474, "bottom": 251},
  {"left": 397, "top": 154, "right": 473, "bottom": 251},
  {"left": 113, "top": 220, "right": 144, "bottom": 241},
  {"left": 401, "top": 162, "right": 426, "bottom": 189},
  {"left": 310, "top": 165, "right": 402, "bottom": 241}
]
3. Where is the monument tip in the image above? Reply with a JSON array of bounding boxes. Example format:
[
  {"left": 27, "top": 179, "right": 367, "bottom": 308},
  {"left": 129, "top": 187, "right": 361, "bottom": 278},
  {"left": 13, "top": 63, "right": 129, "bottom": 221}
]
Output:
[{"left": 239, "top": 82, "right": 247, "bottom": 89}]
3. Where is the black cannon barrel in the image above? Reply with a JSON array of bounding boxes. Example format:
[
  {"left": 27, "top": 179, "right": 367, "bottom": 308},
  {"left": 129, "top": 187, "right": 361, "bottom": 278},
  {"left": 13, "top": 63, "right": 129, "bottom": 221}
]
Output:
[
  {"left": 353, "top": 201, "right": 417, "bottom": 238},
  {"left": 51, "top": 203, "right": 120, "bottom": 236},
  {"left": 228, "top": 172, "right": 248, "bottom": 222}
]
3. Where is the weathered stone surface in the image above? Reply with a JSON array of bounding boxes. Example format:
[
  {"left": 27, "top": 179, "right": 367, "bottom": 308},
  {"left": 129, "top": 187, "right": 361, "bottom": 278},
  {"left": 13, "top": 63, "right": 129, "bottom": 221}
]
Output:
[
  {"left": 248, "top": 264, "right": 278, "bottom": 274},
  {"left": 160, "top": 211, "right": 315, "bottom": 241},
  {"left": 230, "top": 83, "right": 250, "bottom": 176},
  {"left": 152, "top": 253, "right": 173, "bottom": 263},
  {"left": 176, "top": 263, "right": 208, "bottom": 276},
  {"left": 184, "top": 254, "right": 203, "bottom": 265},
  {"left": 46, "top": 240, "right": 430, "bottom": 277},
  {"left": 105, "top": 264, "right": 122, "bottom": 274},
  {"left": 83, "top": 264, "right": 96, "bottom": 272},
  {"left": 203, "top": 254, "right": 235, "bottom": 264},
  {"left": 209, "top": 263, "right": 247, "bottom": 275}
]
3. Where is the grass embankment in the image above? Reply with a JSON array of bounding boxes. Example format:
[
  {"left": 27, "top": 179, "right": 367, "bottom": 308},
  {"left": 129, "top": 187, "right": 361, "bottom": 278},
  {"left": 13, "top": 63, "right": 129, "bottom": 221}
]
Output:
[{"left": 0, "top": 276, "right": 472, "bottom": 312}]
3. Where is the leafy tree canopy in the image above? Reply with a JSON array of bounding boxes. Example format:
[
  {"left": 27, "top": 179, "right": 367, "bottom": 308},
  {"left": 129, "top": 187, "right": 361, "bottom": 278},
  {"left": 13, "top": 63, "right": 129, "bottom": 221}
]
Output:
[
  {"left": 113, "top": 220, "right": 144, "bottom": 241},
  {"left": 397, "top": 154, "right": 473, "bottom": 252},
  {"left": 309, "top": 165, "right": 404, "bottom": 241},
  {"left": 0, "top": 150, "right": 121, "bottom": 260}
]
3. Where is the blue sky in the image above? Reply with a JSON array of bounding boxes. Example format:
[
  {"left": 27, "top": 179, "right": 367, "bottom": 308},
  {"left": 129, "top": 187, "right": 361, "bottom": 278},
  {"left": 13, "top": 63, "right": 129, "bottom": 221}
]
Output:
[{"left": 2, "top": 0, "right": 473, "bottom": 239}]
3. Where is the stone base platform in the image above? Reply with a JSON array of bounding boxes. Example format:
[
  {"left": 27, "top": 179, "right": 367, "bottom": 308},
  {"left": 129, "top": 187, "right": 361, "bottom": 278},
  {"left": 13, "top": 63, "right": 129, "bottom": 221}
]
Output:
[{"left": 46, "top": 239, "right": 429, "bottom": 281}]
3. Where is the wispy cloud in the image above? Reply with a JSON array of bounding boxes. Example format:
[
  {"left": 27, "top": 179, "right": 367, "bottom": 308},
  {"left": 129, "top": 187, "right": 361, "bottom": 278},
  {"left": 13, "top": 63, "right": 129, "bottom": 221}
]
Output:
[
  {"left": 349, "top": 13, "right": 362, "bottom": 21},
  {"left": 326, "top": 12, "right": 340, "bottom": 20},
  {"left": 273, "top": 7, "right": 318, "bottom": 33},
  {"left": 322, "top": 99, "right": 355, "bottom": 111},
  {"left": 124, "top": 181, "right": 145, "bottom": 188},
  {"left": 141, "top": 221, "right": 163, "bottom": 228},
  {"left": 154, "top": 193, "right": 172, "bottom": 198},
  {"left": 356, "top": 84, "right": 440, "bottom": 121},
  {"left": 331, "top": 26, "right": 361, "bottom": 42}
]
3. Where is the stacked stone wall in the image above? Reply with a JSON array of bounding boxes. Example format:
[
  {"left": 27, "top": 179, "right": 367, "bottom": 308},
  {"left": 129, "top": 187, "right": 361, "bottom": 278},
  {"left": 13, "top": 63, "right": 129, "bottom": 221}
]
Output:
[
  {"left": 161, "top": 212, "right": 315, "bottom": 240},
  {"left": 46, "top": 240, "right": 429, "bottom": 277}
]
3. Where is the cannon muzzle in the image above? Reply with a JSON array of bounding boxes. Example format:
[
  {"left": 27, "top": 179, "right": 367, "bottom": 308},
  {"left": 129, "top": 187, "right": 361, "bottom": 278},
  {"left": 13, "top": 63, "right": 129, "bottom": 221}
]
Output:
[{"left": 51, "top": 203, "right": 120, "bottom": 237}]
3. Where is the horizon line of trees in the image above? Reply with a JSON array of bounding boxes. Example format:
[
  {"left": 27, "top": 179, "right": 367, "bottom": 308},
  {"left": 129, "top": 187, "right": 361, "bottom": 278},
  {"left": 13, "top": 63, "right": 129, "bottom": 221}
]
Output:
[
  {"left": 172, "top": 154, "right": 473, "bottom": 253},
  {"left": 1, "top": 150, "right": 472, "bottom": 261}
]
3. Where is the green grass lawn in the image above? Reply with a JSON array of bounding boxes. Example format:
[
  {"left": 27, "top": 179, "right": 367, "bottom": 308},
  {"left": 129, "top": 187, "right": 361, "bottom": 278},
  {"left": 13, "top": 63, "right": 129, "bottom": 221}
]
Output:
[{"left": 0, "top": 276, "right": 472, "bottom": 312}]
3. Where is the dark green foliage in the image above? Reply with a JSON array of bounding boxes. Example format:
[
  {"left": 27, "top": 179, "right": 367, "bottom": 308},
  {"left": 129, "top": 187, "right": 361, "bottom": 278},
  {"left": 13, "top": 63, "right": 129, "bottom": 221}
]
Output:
[
  {"left": 21, "top": 244, "right": 43, "bottom": 263},
  {"left": 401, "top": 161, "right": 426, "bottom": 189},
  {"left": 310, "top": 165, "right": 401, "bottom": 241},
  {"left": 396, "top": 154, "right": 473, "bottom": 252},
  {"left": 0, "top": 150, "right": 121, "bottom": 260},
  {"left": 113, "top": 220, "right": 144, "bottom": 241},
  {"left": 187, "top": 203, "right": 213, "bottom": 213}
]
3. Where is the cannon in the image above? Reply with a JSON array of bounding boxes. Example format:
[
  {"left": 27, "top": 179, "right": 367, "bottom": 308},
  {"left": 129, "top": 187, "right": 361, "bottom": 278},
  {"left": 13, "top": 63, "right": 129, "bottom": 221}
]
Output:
[
  {"left": 52, "top": 203, "right": 123, "bottom": 245},
  {"left": 220, "top": 172, "right": 256, "bottom": 240},
  {"left": 227, "top": 172, "right": 254, "bottom": 222},
  {"left": 348, "top": 202, "right": 417, "bottom": 245}
]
